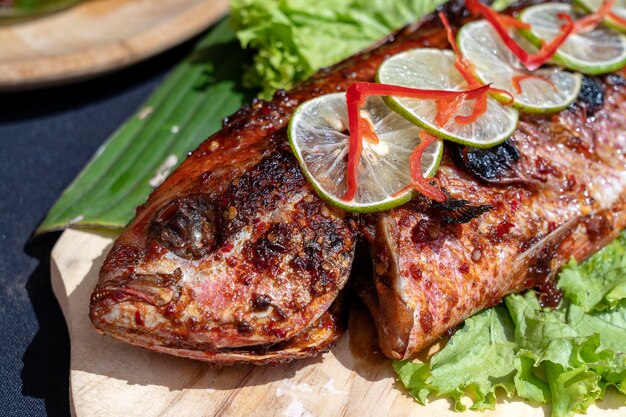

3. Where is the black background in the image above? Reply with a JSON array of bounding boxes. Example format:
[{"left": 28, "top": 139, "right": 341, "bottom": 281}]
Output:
[{"left": 0, "top": 37, "right": 200, "bottom": 416}]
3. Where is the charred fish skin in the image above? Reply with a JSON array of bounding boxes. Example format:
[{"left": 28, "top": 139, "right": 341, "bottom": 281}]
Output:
[
  {"left": 88, "top": 0, "right": 468, "bottom": 364},
  {"left": 90, "top": 0, "right": 626, "bottom": 365},
  {"left": 90, "top": 145, "right": 357, "bottom": 362},
  {"left": 367, "top": 72, "right": 626, "bottom": 359}
]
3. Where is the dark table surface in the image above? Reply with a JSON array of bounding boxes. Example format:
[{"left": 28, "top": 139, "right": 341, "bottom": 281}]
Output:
[{"left": 0, "top": 36, "right": 200, "bottom": 417}]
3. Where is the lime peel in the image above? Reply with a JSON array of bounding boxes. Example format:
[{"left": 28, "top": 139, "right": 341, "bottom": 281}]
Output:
[
  {"left": 520, "top": 2, "right": 626, "bottom": 75},
  {"left": 288, "top": 92, "right": 443, "bottom": 213},
  {"left": 457, "top": 20, "right": 583, "bottom": 114},
  {"left": 377, "top": 48, "right": 519, "bottom": 147}
]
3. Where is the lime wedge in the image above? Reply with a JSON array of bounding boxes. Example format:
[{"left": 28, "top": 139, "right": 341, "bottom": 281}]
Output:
[
  {"left": 576, "top": 0, "right": 626, "bottom": 33},
  {"left": 288, "top": 93, "right": 443, "bottom": 213},
  {"left": 520, "top": 3, "right": 626, "bottom": 75},
  {"left": 458, "top": 20, "right": 583, "bottom": 114},
  {"left": 376, "top": 48, "right": 519, "bottom": 148}
]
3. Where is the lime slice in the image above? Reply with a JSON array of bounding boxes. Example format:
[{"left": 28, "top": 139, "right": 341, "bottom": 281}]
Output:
[
  {"left": 377, "top": 48, "right": 519, "bottom": 148},
  {"left": 458, "top": 20, "right": 583, "bottom": 114},
  {"left": 576, "top": 0, "right": 626, "bottom": 33},
  {"left": 520, "top": 3, "right": 626, "bottom": 75},
  {"left": 288, "top": 93, "right": 443, "bottom": 213}
]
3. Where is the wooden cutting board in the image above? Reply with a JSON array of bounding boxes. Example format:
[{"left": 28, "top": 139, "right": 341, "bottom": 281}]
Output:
[
  {"left": 50, "top": 228, "right": 626, "bottom": 417},
  {"left": 0, "top": 0, "right": 228, "bottom": 91}
]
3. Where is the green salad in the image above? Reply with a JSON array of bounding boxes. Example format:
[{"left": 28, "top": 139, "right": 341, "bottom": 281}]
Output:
[{"left": 395, "top": 231, "right": 626, "bottom": 417}]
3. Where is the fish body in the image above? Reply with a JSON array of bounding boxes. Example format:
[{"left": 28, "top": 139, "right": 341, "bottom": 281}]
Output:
[
  {"left": 364, "top": 86, "right": 626, "bottom": 358},
  {"left": 90, "top": 0, "right": 626, "bottom": 364}
]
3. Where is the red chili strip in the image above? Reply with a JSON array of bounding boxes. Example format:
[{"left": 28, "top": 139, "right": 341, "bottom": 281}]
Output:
[
  {"left": 440, "top": 11, "right": 481, "bottom": 88},
  {"left": 439, "top": 11, "right": 495, "bottom": 125},
  {"left": 466, "top": 0, "right": 574, "bottom": 71},
  {"left": 575, "top": 0, "right": 616, "bottom": 32},
  {"left": 511, "top": 74, "right": 557, "bottom": 94},
  {"left": 497, "top": 14, "right": 531, "bottom": 30},
  {"left": 409, "top": 132, "right": 448, "bottom": 202},
  {"left": 393, "top": 132, "right": 448, "bottom": 202},
  {"left": 342, "top": 82, "right": 490, "bottom": 201},
  {"left": 608, "top": 11, "right": 626, "bottom": 26},
  {"left": 435, "top": 93, "right": 466, "bottom": 126},
  {"left": 455, "top": 92, "right": 488, "bottom": 125}
]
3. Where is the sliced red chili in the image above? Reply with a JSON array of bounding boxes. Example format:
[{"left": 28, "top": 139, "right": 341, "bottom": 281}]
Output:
[
  {"left": 358, "top": 109, "right": 379, "bottom": 144},
  {"left": 439, "top": 11, "right": 494, "bottom": 125},
  {"left": 465, "top": 0, "right": 574, "bottom": 71},
  {"left": 435, "top": 94, "right": 466, "bottom": 127},
  {"left": 511, "top": 74, "right": 557, "bottom": 95},
  {"left": 344, "top": 85, "right": 365, "bottom": 202},
  {"left": 440, "top": 12, "right": 481, "bottom": 88},
  {"left": 440, "top": 11, "right": 518, "bottom": 107},
  {"left": 608, "top": 11, "right": 626, "bottom": 26},
  {"left": 455, "top": 92, "right": 488, "bottom": 125},
  {"left": 575, "top": 0, "right": 616, "bottom": 33},
  {"left": 489, "top": 87, "right": 515, "bottom": 105},
  {"left": 497, "top": 14, "right": 531, "bottom": 30},
  {"left": 342, "top": 82, "right": 490, "bottom": 201},
  {"left": 408, "top": 132, "right": 448, "bottom": 202}
]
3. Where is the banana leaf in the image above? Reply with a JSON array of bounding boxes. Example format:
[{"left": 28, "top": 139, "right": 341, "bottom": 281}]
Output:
[{"left": 36, "top": 19, "right": 254, "bottom": 235}]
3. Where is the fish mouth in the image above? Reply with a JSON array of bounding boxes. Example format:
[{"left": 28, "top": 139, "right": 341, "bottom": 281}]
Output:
[{"left": 89, "top": 269, "right": 182, "bottom": 324}]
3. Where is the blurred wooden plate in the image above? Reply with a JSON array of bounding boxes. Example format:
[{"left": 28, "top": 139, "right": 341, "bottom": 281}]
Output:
[{"left": 0, "top": 0, "right": 229, "bottom": 91}]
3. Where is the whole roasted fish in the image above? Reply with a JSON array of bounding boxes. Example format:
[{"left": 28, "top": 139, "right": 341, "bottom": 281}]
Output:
[
  {"left": 90, "top": 0, "right": 626, "bottom": 364},
  {"left": 363, "top": 78, "right": 626, "bottom": 358}
]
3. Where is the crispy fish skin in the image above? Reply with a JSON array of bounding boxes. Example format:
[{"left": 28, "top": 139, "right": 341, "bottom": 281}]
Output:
[
  {"left": 91, "top": 0, "right": 626, "bottom": 364},
  {"left": 90, "top": 145, "right": 356, "bottom": 362},
  {"left": 365, "top": 75, "right": 626, "bottom": 359},
  {"left": 88, "top": 1, "right": 458, "bottom": 363}
]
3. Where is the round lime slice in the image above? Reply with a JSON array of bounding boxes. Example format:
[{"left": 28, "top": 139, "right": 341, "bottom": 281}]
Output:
[
  {"left": 377, "top": 48, "right": 519, "bottom": 148},
  {"left": 520, "top": 3, "right": 626, "bottom": 75},
  {"left": 576, "top": 0, "right": 626, "bottom": 33},
  {"left": 458, "top": 20, "right": 583, "bottom": 114},
  {"left": 288, "top": 93, "right": 443, "bottom": 213}
]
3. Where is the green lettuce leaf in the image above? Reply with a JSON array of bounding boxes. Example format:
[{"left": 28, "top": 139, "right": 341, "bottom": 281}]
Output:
[
  {"left": 229, "top": 0, "right": 447, "bottom": 99},
  {"left": 558, "top": 231, "right": 626, "bottom": 312},
  {"left": 394, "top": 231, "right": 626, "bottom": 417},
  {"left": 395, "top": 306, "right": 516, "bottom": 411}
]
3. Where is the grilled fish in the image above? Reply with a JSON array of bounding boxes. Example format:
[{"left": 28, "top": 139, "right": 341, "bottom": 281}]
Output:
[
  {"left": 90, "top": 0, "right": 626, "bottom": 364},
  {"left": 363, "top": 81, "right": 626, "bottom": 358}
]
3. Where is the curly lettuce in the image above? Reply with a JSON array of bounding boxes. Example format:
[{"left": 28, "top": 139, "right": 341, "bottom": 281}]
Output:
[
  {"left": 229, "top": 0, "right": 447, "bottom": 98},
  {"left": 394, "top": 230, "right": 626, "bottom": 417}
]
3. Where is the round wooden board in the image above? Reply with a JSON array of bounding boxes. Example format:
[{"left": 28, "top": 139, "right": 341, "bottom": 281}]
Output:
[
  {"left": 0, "top": 0, "right": 229, "bottom": 91},
  {"left": 50, "top": 228, "right": 626, "bottom": 417}
]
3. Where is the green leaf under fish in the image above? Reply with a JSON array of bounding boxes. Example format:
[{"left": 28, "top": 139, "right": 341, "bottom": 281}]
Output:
[
  {"left": 36, "top": 19, "right": 253, "bottom": 234},
  {"left": 394, "top": 230, "right": 626, "bottom": 417}
]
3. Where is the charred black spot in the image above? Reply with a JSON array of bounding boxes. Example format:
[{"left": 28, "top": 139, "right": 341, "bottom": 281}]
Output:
[
  {"left": 248, "top": 223, "right": 293, "bottom": 271},
  {"left": 149, "top": 195, "right": 217, "bottom": 260},
  {"left": 237, "top": 321, "right": 253, "bottom": 334},
  {"left": 218, "top": 149, "right": 306, "bottom": 240},
  {"left": 577, "top": 76, "right": 604, "bottom": 114},
  {"left": 450, "top": 140, "right": 523, "bottom": 184},
  {"left": 606, "top": 73, "right": 626, "bottom": 86},
  {"left": 411, "top": 219, "right": 441, "bottom": 243},
  {"left": 251, "top": 293, "right": 272, "bottom": 311},
  {"left": 432, "top": 198, "right": 492, "bottom": 225}
]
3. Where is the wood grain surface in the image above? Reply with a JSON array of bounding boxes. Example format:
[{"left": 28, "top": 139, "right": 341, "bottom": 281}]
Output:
[
  {"left": 50, "top": 229, "right": 626, "bottom": 417},
  {"left": 0, "top": 0, "right": 229, "bottom": 91}
]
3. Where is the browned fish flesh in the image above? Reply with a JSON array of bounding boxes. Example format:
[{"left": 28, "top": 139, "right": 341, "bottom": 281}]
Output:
[
  {"left": 90, "top": 0, "right": 626, "bottom": 363},
  {"left": 363, "top": 84, "right": 626, "bottom": 358}
]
